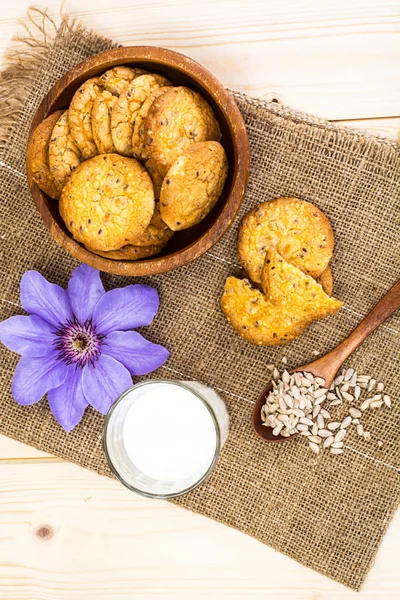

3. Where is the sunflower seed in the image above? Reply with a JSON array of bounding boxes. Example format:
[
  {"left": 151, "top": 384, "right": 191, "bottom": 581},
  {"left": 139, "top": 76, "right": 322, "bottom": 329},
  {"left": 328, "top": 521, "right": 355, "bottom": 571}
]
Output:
[
  {"left": 314, "top": 377, "right": 326, "bottom": 387},
  {"left": 350, "top": 372, "right": 358, "bottom": 386},
  {"left": 301, "top": 377, "right": 312, "bottom": 387},
  {"left": 352, "top": 418, "right": 360, "bottom": 425},
  {"left": 363, "top": 431, "right": 371, "bottom": 441},
  {"left": 281, "top": 356, "right": 288, "bottom": 365},
  {"left": 360, "top": 399, "right": 372, "bottom": 411},
  {"left": 354, "top": 385, "right": 361, "bottom": 400},
  {"left": 266, "top": 364, "right": 276, "bottom": 371},
  {"left": 335, "top": 387, "right": 343, "bottom": 400},
  {"left": 328, "top": 422, "right": 341, "bottom": 431},
  {"left": 341, "top": 416, "right": 352, "bottom": 429},
  {"left": 371, "top": 394, "right": 382, "bottom": 402},
  {"left": 358, "top": 382, "right": 369, "bottom": 389},
  {"left": 331, "top": 448, "right": 343, "bottom": 455},
  {"left": 297, "top": 424, "right": 309, "bottom": 432},
  {"left": 309, "top": 435, "right": 322, "bottom": 444},
  {"left": 329, "top": 399, "right": 342, "bottom": 407},
  {"left": 316, "top": 414, "right": 325, "bottom": 429},
  {"left": 383, "top": 395, "right": 391, "bottom": 408},
  {"left": 272, "top": 423, "right": 283, "bottom": 436},
  {"left": 300, "top": 417, "right": 314, "bottom": 426},
  {"left": 282, "top": 370, "right": 290, "bottom": 383},
  {"left": 377, "top": 440, "right": 383, "bottom": 447},
  {"left": 313, "top": 388, "right": 327, "bottom": 398},
  {"left": 376, "top": 382, "right": 384, "bottom": 392},
  {"left": 318, "top": 429, "right": 332, "bottom": 438},
  {"left": 312, "top": 404, "right": 321, "bottom": 418},
  {"left": 305, "top": 372, "right": 314, "bottom": 382},
  {"left": 341, "top": 382, "right": 350, "bottom": 393},
  {"left": 320, "top": 408, "right": 330, "bottom": 419},
  {"left": 341, "top": 391, "right": 354, "bottom": 402},
  {"left": 335, "top": 429, "right": 347, "bottom": 443},
  {"left": 368, "top": 378, "right": 376, "bottom": 392},
  {"left": 294, "top": 372, "right": 302, "bottom": 386},
  {"left": 284, "top": 394, "right": 294, "bottom": 408},
  {"left": 323, "top": 435, "right": 335, "bottom": 448},
  {"left": 314, "top": 396, "right": 327, "bottom": 406},
  {"left": 312, "top": 423, "right": 318, "bottom": 436},
  {"left": 279, "top": 398, "right": 287, "bottom": 411},
  {"left": 349, "top": 407, "right": 361, "bottom": 418},
  {"left": 344, "top": 368, "right": 354, "bottom": 381},
  {"left": 300, "top": 429, "right": 311, "bottom": 436},
  {"left": 281, "top": 430, "right": 291, "bottom": 437},
  {"left": 292, "top": 408, "right": 305, "bottom": 418},
  {"left": 331, "top": 441, "right": 344, "bottom": 449},
  {"left": 273, "top": 367, "right": 280, "bottom": 379},
  {"left": 309, "top": 442, "right": 320, "bottom": 454},
  {"left": 370, "top": 400, "right": 383, "bottom": 409},
  {"left": 334, "top": 375, "right": 344, "bottom": 386},
  {"left": 357, "top": 424, "right": 364, "bottom": 436},
  {"left": 291, "top": 386, "right": 301, "bottom": 400},
  {"left": 327, "top": 392, "right": 337, "bottom": 401}
]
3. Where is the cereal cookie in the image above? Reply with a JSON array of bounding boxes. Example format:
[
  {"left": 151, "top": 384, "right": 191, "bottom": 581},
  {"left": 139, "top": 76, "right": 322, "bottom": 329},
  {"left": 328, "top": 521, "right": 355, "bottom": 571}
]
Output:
[
  {"left": 130, "top": 202, "right": 173, "bottom": 246},
  {"left": 89, "top": 243, "right": 165, "bottom": 261},
  {"left": 69, "top": 77, "right": 100, "bottom": 159},
  {"left": 316, "top": 266, "right": 333, "bottom": 296},
  {"left": 144, "top": 87, "right": 221, "bottom": 176},
  {"left": 160, "top": 141, "right": 228, "bottom": 230},
  {"left": 27, "top": 110, "right": 64, "bottom": 199},
  {"left": 60, "top": 154, "right": 154, "bottom": 252},
  {"left": 221, "top": 277, "right": 309, "bottom": 346},
  {"left": 131, "top": 86, "right": 171, "bottom": 160},
  {"left": 111, "top": 74, "right": 172, "bottom": 156},
  {"left": 92, "top": 90, "right": 118, "bottom": 154},
  {"left": 98, "top": 66, "right": 147, "bottom": 96},
  {"left": 238, "top": 198, "right": 334, "bottom": 283},
  {"left": 261, "top": 250, "right": 342, "bottom": 320},
  {"left": 48, "top": 110, "right": 81, "bottom": 191}
]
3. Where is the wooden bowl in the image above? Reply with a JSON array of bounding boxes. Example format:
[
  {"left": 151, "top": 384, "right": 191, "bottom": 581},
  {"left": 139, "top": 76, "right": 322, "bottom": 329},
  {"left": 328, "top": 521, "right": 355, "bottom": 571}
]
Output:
[{"left": 26, "top": 46, "right": 250, "bottom": 276}]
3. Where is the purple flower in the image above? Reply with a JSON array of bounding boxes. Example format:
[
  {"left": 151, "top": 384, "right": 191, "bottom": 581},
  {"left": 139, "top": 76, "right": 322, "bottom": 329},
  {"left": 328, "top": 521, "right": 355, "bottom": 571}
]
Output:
[{"left": 0, "top": 264, "right": 169, "bottom": 432}]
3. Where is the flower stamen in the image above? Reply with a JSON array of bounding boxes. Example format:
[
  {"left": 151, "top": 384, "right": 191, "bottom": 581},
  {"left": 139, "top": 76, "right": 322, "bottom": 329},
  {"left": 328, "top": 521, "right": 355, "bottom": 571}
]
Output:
[{"left": 53, "top": 319, "right": 104, "bottom": 368}]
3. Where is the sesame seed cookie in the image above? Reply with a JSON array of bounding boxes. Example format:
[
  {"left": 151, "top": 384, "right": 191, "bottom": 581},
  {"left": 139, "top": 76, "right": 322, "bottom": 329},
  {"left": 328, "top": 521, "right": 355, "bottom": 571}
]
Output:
[
  {"left": 48, "top": 110, "right": 81, "bottom": 191},
  {"left": 26, "top": 110, "right": 64, "bottom": 199},
  {"left": 98, "top": 66, "right": 148, "bottom": 96},
  {"left": 130, "top": 201, "right": 173, "bottom": 247},
  {"left": 87, "top": 243, "right": 165, "bottom": 261},
  {"left": 160, "top": 141, "right": 228, "bottom": 231},
  {"left": 144, "top": 87, "right": 221, "bottom": 177},
  {"left": 238, "top": 198, "right": 334, "bottom": 283},
  {"left": 111, "top": 74, "right": 172, "bottom": 156},
  {"left": 92, "top": 90, "right": 118, "bottom": 154},
  {"left": 69, "top": 77, "right": 100, "bottom": 159},
  {"left": 60, "top": 154, "right": 154, "bottom": 252},
  {"left": 131, "top": 86, "right": 172, "bottom": 160}
]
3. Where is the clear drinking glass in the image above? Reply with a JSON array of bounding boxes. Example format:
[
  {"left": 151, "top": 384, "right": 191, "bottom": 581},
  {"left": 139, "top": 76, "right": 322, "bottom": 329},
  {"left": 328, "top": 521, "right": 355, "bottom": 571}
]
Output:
[{"left": 102, "top": 379, "right": 229, "bottom": 499}]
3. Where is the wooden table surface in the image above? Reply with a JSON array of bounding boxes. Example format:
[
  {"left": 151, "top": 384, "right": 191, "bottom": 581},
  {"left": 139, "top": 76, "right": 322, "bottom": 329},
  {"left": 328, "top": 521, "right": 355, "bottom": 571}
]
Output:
[{"left": 1, "top": 1, "right": 399, "bottom": 598}]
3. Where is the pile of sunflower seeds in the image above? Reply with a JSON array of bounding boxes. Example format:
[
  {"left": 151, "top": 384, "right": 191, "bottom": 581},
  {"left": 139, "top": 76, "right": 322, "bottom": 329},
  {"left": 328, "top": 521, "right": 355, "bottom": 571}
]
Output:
[{"left": 261, "top": 361, "right": 392, "bottom": 456}]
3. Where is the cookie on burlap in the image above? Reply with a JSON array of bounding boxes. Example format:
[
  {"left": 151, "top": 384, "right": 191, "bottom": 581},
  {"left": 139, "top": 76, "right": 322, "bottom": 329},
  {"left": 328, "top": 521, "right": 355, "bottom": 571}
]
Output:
[
  {"left": 131, "top": 86, "right": 172, "bottom": 160},
  {"left": 88, "top": 243, "right": 165, "bottom": 261},
  {"left": 48, "top": 110, "right": 81, "bottom": 190},
  {"left": 130, "top": 202, "right": 173, "bottom": 247},
  {"left": 60, "top": 154, "right": 154, "bottom": 252},
  {"left": 143, "top": 87, "right": 221, "bottom": 176},
  {"left": 316, "top": 266, "right": 333, "bottom": 296},
  {"left": 69, "top": 77, "right": 100, "bottom": 159},
  {"left": 260, "top": 250, "right": 342, "bottom": 320},
  {"left": 238, "top": 197, "right": 334, "bottom": 283},
  {"left": 98, "top": 66, "right": 148, "bottom": 96},
  {"left": 221, "top": 277, "right": 308, "bottom": 346},
  {"left": 92, "top": 90, "right": 118, "bottom": 154},
  {"left": 111, "top": 74, "right": 172, "bottom": 156},
  {"left": 145, "top": 157, "right": 164, "bottom": 198},
  {"left": 160, "top": 141, "right": 228, "bottom": 230}
]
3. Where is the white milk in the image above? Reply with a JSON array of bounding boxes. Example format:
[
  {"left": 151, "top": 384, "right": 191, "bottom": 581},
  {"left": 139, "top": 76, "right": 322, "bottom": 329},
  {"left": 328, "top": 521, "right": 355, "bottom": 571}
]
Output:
[
  {"left": 122, "top": 382, "right": 217, "bottom": 482},
  {"left": 103, "top": 380, "right": 229, "bottom": 498}
]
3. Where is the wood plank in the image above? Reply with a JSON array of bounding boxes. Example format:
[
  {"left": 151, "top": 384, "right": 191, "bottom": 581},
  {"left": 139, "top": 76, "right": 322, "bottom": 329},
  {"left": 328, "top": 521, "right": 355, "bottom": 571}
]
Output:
[
  {"left": 0, "top": 460, "right": 398, "bottom": 599},
  {"left": 0, "top": 435, "right": 53, "bottom": 460},
  {"left": 0, "top": 0, "right": 399, "bottom": 120}
]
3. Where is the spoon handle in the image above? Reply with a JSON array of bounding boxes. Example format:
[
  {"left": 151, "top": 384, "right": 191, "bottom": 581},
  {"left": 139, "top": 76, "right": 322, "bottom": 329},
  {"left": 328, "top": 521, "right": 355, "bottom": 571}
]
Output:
[{"left": 320, "top": 279, "right": 400, "bottom": 375}]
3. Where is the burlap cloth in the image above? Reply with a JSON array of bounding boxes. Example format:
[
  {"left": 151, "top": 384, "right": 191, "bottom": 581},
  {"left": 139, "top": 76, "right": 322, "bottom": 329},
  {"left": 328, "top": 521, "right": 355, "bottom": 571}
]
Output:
[{"left": 0, "top": 8, "right": 399, "bottom": 591}]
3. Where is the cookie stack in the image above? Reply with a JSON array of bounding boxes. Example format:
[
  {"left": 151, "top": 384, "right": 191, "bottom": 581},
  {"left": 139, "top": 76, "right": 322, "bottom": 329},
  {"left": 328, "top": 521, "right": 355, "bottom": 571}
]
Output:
[
  {"left": 221, "top": 198, "right": 343, "bottom": 346},
  {"left": 27, "top": 66, "right": 228, "bottom": 260}
]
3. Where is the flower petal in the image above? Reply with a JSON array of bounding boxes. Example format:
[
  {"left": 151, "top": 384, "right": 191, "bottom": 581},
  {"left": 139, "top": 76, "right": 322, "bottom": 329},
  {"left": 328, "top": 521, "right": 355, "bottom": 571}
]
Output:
[
  {"left": 12, "top": 352, "right": 68, "bottom": 406},
  {"left": 48, "top": 365, "right": 88, "bottom": 432},
  {"left": 92, "top": 284, "right": 159, "bottom": 336},
  {"left": 20, "top": 271, "right": 73, "bottom": 327},
  {"left": 82, "top": 354, "right": 132, "bottom": 414},
  {"left": 103, "top": 330, "right": 169, "bottom": 375},
  {"left": 67, "top": 264, "right": 105, "bottom": 325},
  {"left": 0, "top": 315, "right": 55, "bottom": 357}
]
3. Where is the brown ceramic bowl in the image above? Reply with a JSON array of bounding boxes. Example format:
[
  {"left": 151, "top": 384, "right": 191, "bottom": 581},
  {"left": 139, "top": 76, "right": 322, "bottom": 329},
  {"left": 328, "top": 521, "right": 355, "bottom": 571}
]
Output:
[{"left": 26, "top": 46, "right": 250, "bottom": 276}]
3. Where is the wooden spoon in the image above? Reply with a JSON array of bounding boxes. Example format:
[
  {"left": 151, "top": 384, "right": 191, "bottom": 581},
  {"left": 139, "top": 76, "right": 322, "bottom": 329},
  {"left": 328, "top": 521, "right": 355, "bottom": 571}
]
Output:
[{"left": 252, "top": 279, "right": 400, "bottom": 442}]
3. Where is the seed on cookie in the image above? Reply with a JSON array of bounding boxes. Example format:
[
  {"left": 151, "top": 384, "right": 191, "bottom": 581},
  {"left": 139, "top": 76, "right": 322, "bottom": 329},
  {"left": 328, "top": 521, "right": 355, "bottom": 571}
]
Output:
[
  {"left": 69, "top": 77, "right": 100, "bottom": 159},
  {"left": 131, "top": 86, "right": 172, "bottom": 160},
  {"left": 48, "top": 110, "right": 81, "bottom": 190},
  {"left": 27, "top": 110, "right": 64, "bottom": 199},
  {"left": 111, "top": 74, "right": 172, "bottom": 156},
  {"left": 59, "top": 154, "right": 154, "bottom": 252},
  {"left": 86, "top": 242, "right": 165, "bottom": 261},
  {"left": 143, "top": 86, "right": 221, "bottom": 177},
  {"left": 160, "top": 141, "right": 228, "bottom": 231},
  {"left": 238, "top": 198, "right": 334, "bottom": 284},
  {"left": 98, "top": 66, "right": 148, "bottom": 96},
  {"left": 92, "top": 90, "right": 118, "bottom": 154}
]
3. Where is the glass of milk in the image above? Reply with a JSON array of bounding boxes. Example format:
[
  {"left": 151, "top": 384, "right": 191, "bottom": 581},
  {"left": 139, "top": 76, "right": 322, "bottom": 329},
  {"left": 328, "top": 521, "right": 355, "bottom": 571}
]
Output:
[{"left": 102, "top": 380, "right": 229, "bottom": 498}]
